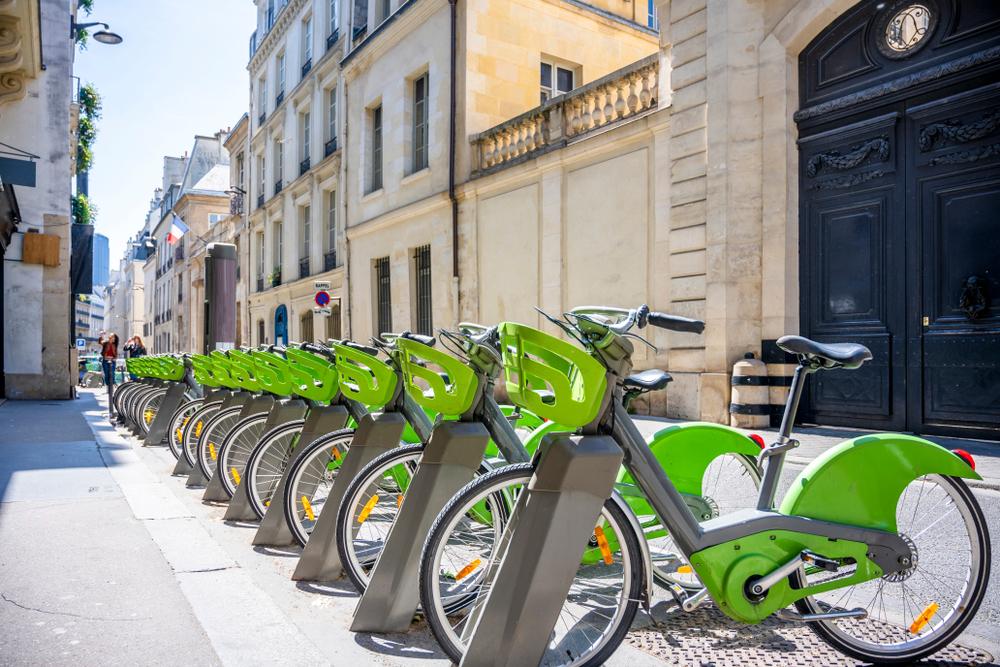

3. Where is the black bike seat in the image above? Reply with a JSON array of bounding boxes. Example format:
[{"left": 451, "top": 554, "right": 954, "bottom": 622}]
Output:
[
  {"left": 622, "top": 369, "right": 672, "bottom": 391},
  {"left": 777, "top": 335, "right": 872, "bottom": 369}
]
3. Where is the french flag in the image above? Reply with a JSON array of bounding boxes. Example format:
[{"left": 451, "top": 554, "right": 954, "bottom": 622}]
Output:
[{"left": 166, "top": 214, "right": 188, "bottom": 245}]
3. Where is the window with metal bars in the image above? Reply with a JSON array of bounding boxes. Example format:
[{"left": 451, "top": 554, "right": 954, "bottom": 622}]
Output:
[
  {"left": 371, "top": 105, "right": 382, "bottom": 191},
  {"left": 413, "top": 74, "right": 428, "bottom": 172},
  {"left": 327, "top": 303, "right": 342, "bottom": 340},
  {"left": 414, "top": 245, "right": 432, "bottom": 336},
  {"left": 258, "top": 319, "right": 266, "bottom": 345},
  {"left": 300, "top": 312, "right": 314, "bottom": 344},
  {"left": 375, "top": 256, "right": 391, "bottom": 338}
]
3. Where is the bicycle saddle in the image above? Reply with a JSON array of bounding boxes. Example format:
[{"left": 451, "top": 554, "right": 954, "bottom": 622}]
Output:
[
  {"left": 622, "top": 369, "right": 672, "bottom": 391},
  {"left": 777, "top": 335, "right": 872, "bottom": 370}
]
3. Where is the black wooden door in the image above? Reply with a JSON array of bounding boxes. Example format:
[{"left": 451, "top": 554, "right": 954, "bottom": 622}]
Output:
[{"left": 907, "top": 83, "right": 1000, "bottom": 437}]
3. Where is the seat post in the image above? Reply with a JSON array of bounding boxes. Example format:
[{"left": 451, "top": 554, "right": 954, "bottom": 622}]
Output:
[
  {"left": 777, "top": 362, "right": 809, "bottom": 445},
  {"left": 756, "top": 361, "right": 810, "bottom": 511}
]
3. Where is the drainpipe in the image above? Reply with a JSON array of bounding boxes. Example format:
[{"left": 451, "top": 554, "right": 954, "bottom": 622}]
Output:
[
  {"left": 342, "top": 81, "right": 352, "bottom": 339},
  {"left": 448, "top": 0, "right": 459, "bottom": 327}
]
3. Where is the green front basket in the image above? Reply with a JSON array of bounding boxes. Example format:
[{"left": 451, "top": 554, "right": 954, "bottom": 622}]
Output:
[
  {"left": 209, "top": 351, "right": 241, "bottom": 389},
  {"left": 251, "top": 350, "right": 294, "bottom": 396},
  {"left": 498, "top": 322, "right": 608, "bottom": 429},
  {"left": 160, "top": 357, "right": 185, "bottom": 382},
  {"left": 191, "top": 354, "right": 222, "bottom": 388},
  {"left": 397, "top": 338, "right": 478, "bottom": 416},
  {"left": 286, "top": 347, "right": 339, "bottom": 402},
  {"left": 330, "top": 341, "right": 397, "bottom": 407},
  {"left": 228, "top": 349, "right": 262, "bottom": 392}
]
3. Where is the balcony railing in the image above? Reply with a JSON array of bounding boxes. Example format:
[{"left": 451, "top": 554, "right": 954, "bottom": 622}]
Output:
[
  {"left": 259, "top": 111, "right": 266, "bottom": 127},
  {"left": 167, "top": 256, "right": 173, "bottom": 269},
  {"left": 353, "top": 24, "right": 367, "bottom": 42},
  {"left": 257, "top": 277, "right": 265, "bottom": 293},
  {"left": 258, "top": 193, "right": 265, "bottom": 208},
  {"left": 166, "top": 308, "right": 172, "bottom": 321},
  {"left": 470, "top": 55, "right": 658, "bottom": 178},
  {"left": 299, "top": 257, "right": 310, "bottom": 280},
  {"left": 178, "top": 291, "right": 183, "bottom": 303},
  {"left": 301, "top": 58, "right": 312, "bottom": 79},
  {"left": 174, "top": 245, "right": 184, "bottom": 261},
  {"left": 230, "top": 193, "right": 243, "bottom": 216},
  {"left": 300, "top": 157, "right": 310, "bottom": 175},
  {"left": 276, "top": 90, "right": 285, "bottom": 106},
  {"left": 326, "top": 29, "right": 339, "bottom": 51},
  {"left": 324, "top": 250, "right": 337, "bottom": 272},
  {"left": 249, "top": 30, "right": 257, "bottom": 60},
  {"left": 325, "top": 137, "right": 337, "bottom": 157},
  {"left": 274, "top": 180, "right": 283, "bottom": 196},
  {"left": 271, "top": 274, "right": 281, "bottom": 288}
]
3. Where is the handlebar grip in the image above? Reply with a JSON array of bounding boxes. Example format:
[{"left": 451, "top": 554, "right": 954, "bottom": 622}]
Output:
[
  {"left": 343, "top": 340, "right": 380, "bottom": 358},
  {"left": 647, "top": 312, "right": 705, "bottom": 334}
]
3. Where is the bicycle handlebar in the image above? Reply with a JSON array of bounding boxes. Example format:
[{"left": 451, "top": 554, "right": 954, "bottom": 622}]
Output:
[{"left": 645, "top": 312, "right": 705, "bottom": 334}]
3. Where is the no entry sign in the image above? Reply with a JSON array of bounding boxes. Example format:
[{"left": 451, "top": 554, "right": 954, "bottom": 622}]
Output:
[{"left": 315, "top": 291, "right": 330, "bottom": 307}]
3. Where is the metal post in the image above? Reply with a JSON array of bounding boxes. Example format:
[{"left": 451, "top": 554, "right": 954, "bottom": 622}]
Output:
[
  {"left": 252, "top": 404, "right": 350, "bottom": 545},
  {"left": 142, "top": 383, "right": 188, "bottom": 448},
  {"left": 292, "top": 411, "right": 407, "bottom": 581},
  {"left": 185, "top": 391, "right": 252, "bottom": 488},
  {"left": 459, "top": 433, "right": 623, "bottom": 667},
  {"left": 202, "top": 394, "right": 277, "bottom": 502},
  {"left": 223, "top": 398, "right": 309, "bottom": 520},
  {"left": 350, "top": 421, "right": 491, "bottom": 632}
]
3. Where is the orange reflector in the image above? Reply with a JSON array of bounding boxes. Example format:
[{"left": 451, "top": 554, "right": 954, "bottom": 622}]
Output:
[
  {"left": 397, "top": 494, "right": 403, "bottom": 508},
  {"left": 195, "top": 422, "right": 203, "bottom": 437},
  {"left": 265, "top": 500, "right": 270, "bottom": 507},
  {"left": 145, "top": 411, "right": 153, "bottom": 423},
  {"left": 456, "top": 559, "right": 482, "bottom": 581},
  {"left": 594, "top": 526, "right": 613, "bottom": 565},
  {"left": 677, "top": 565, "right": 693, "bottom": 574},
  {"left": 231, "top": 467, "right": 241, "bottom": 486},
  {"left": 182, "top": 416, "right": 190, "bottom": 428},
  {"left": 209, "top": 443, "right": 217, "bottom": 460},
  {"left": 358, "top": 495, "right": 379, "bottom": 523},
  {"left": 910, "top": 603, "right": 939, "bottom": 634},
  {"left": 302, "top": 496, "right": 316, "bottom": 521},
  {"left": 332, "top": 448, "right": 341, "bottom": 460},
  {"left": 175, "top": 429, "right": 182, "bottom": 442}
]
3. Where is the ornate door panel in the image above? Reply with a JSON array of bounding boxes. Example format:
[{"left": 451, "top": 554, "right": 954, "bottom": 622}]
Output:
[
  {"left": 799, "top": 111, "right": 907, "bottom": 430},
  {"left": 908, "top": 85, "right": 1000, "bottom": 436}
]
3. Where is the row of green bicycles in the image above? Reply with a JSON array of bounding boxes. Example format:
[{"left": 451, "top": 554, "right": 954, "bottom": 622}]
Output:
[{"left": 111, "top": 303, "right": 990, "bottom": 666}]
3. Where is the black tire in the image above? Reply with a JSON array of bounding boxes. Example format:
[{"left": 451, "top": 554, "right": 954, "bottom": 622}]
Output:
[
  {"left": 182, "top": 400, "right": 223, "bottom": 468},
  {"left": 419, "top": 463, "right": 643, "bottom": 667},
  {"left": 196, "top": 406, "right": 245, "bottom": 480},
  {"left": 794, "top": 474, "right": 991, "bottom": 664},
  {"left": 215, "top": 412, "right": 272, "bottom": 498},
  {"left": 281, "top": 428, "right": 356, "bottom": 543},
  {"left": 112, "top": 381, "right": 140, "bottom": 416},
  {"left": 166, "top": 399, "right": 204, "bottom": 460},
  {"left": 336, "top": 443, "right": 426, "bottom": 593}
]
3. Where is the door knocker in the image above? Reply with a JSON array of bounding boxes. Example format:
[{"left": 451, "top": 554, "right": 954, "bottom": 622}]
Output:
[{"left": 959, "top": 276, "right": 987, "bottom": 320}]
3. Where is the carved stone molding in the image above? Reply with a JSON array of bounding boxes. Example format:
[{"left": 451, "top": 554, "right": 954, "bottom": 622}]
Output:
[
  {"left": 0, "top": 0, "right": 17, "bottom": 16},
  {"left": 0, "top": 15, "right": 22, "bottom": 74},
  {"left": 920, "top": 109, "right": 1000, "bottom": 151},
  {"left": 807, "top": 138, "right": 890, "bottom": 177},
  {"left": 0, "top": 68, "right": 26, "bottom": 107},
  {"left": 928, "top": 141, "right": 1000, "bottom": 166},
  {"left": 249, "top": 0, "right": 309, "bottom": 77},
  {"left": 809, "top": 169, "right": 884, "bottom": 190},
  {"left": 795, "top": 45, "right": 1000, "bottom": 122}
]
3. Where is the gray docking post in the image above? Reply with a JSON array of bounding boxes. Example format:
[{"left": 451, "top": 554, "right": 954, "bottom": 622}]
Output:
[
  {"left": 458, "top": 433, "right": 623, "bottom": 667},
  {"left": 142, "top": 383, "right": 188, "bottom": 447},
  {"left": 293, "top": 412, "right": 407, "bottom": 581},
  {"left": 350, "top": 421, "right": 491, "bottom": 632},
  {"left": 252, "top": 404, "right": 350, "bottom": 545},
  {"left": 185, "top": 391, "right": 251, "bottom": 487},
  {"left": 223, "top": 398, "right": 309, "bottom": 520},
  {"left": 202, "top": 394, "right": 277, "bottom": 502}
]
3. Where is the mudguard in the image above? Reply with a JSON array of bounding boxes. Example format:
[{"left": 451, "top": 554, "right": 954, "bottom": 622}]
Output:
[
  {"left": 617, "top": 422, "right": 763, "bottom": 516},
  {"left": 779, "top": 433, "right": 981, "bottom": 533}
]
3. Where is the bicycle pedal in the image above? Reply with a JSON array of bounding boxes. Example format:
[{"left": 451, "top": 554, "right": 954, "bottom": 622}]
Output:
[
  {"left": 802, "top": 550, "right": 840, "bottom": 573},
  {"left": 667, "top": 583, "right": 687, "bottom": 608}
]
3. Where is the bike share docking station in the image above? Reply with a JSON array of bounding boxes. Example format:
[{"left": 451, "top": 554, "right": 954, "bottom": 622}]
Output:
[{"left": 294, "top": 340, "right": 426, "bottom": 581}]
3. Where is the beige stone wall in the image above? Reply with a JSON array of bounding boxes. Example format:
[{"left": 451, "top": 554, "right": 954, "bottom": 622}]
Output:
[{"left": 463, "top": 0, "right": 659, "bottom": 138}]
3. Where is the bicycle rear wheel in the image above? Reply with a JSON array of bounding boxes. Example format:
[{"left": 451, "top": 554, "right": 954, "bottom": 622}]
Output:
[
  {"left": 794, "top": 473, "right": 990, "bottom": 664},
  {"left": 420, "top": 463, "right": 642, "bottom": 667},
  {"left": 167, "top": 399, "right": 203, "bottom": 460},
  {"left": 182, "top": 400, "right": 222, "bottom": 468},
  {"left": 197, "top": 406, "right": 245, "bottom": 480},
  {"left": 244, "top": 419, "right": 306, "bottom": 520}
]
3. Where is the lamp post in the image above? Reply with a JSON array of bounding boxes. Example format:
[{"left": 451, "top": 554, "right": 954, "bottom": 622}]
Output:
[{"left": 70, "top": 21, "right": 124, "bottom": 45}]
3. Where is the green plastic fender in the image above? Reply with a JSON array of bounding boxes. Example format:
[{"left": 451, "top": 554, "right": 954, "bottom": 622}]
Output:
[
  {"left": 616, "top": 422, "right": 763, "bottom": 517},
  {"left": 779, "top": 433, "right": 981, "bottom": 533}
]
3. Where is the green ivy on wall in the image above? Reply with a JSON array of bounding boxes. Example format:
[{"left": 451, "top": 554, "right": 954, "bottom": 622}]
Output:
[{"left": 72, "top": 193, "right": 98, "bottom": 225}]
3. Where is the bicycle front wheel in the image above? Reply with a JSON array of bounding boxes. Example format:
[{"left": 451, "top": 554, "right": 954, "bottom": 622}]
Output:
[
  {"left": 795, "top": 473, "right": 990, "bottom": 664},
  {"left": 197, "top": 406, "right": 245, "bottom": 480},
  {"left": 419, "top": 463, "right": 642, "bottom": 667},
  {"left": 181, "top": 400, "right": 222, "bottom": 468},
  {"left": 167, "top": 398, "right": 203, "bottom": 459},
  {"left": 336, "top": 443, "right": 425, "bottom": 592},
  {"left": 216, "top": 413, "right": 270, "bottom": 497},
  {"left": 281, "top": 428, "right": 355, "bottom": 544}
]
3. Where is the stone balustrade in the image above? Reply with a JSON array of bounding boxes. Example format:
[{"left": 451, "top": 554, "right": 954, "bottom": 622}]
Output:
[{"left": 470, "top": 55, "right": 658, "bottom": 178}]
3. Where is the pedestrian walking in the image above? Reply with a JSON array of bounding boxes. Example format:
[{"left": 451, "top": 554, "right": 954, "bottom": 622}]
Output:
[{"left": 98, "top": 332, "right": 119, "bottom": 416}]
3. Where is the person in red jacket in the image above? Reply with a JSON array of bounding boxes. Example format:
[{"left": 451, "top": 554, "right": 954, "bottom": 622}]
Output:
[{"left": 97, "top": 332, "right": 119, "bottom": 413}]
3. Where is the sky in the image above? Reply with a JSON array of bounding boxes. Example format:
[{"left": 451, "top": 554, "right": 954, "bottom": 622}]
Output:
[{"left": 74, "top": 0, "right": 257, "bottom": 265}]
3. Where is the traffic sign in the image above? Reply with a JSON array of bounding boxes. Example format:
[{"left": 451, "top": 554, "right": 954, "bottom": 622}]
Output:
[
  {"left": 314, "top": 281, "right": 331, "bottom": 290},
  {"left": 314, "top": 307, "right": 332, "bottom": 316},
  {"left": 76, "top": 339, "right": 85, "bottom": 349},
  {"left": 315, "top": 291, "right": 330, "bottom": 307}
]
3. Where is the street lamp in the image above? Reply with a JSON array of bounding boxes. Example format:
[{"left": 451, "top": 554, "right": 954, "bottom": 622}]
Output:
[{"left": 71, "top": 21, "right": 124, "bottom": 45}]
